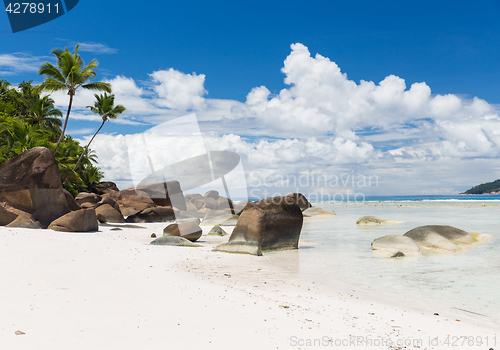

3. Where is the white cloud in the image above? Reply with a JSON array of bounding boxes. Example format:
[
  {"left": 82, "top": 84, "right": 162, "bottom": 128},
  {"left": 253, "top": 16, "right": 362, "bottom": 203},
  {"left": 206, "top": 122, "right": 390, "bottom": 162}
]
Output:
[
  {"left": 0, "top": 53, "right": 49, "bottom": 75},
  {"left": 150, "top": 69, "right": 207, "bottom": 110},
  {"left": 17, "top": 42, "right": 500, "bottom": 195},
  {"left": 77, "top": 42, "right": 118, "bottom": 54}
]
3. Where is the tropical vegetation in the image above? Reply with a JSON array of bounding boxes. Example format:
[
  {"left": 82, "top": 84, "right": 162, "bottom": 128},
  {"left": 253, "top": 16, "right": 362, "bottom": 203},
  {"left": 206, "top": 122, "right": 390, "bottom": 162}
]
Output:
[
  {"left": 0, "top": 45, "right": 119, "bottom": 197},
  {"left": 462, "top": 179, "right": 500, "bottom": 194},
  {"left": 37, "top": 44, "right": 111, "bottom": 154},
  {"left": 73, "top": 93, "right": 125, "bottom": 170}
]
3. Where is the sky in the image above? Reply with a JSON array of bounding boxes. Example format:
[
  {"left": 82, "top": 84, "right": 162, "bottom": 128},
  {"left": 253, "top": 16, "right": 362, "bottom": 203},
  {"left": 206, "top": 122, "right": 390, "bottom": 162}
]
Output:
[{"left": 2, "top": 0, "right": 500, "bottom": 197}]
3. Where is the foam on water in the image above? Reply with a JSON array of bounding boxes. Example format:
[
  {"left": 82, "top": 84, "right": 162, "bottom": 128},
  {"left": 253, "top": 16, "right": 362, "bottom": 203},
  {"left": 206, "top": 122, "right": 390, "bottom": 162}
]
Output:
[{"left": 286, "top": 201, "right": 500, "bottom": 322}]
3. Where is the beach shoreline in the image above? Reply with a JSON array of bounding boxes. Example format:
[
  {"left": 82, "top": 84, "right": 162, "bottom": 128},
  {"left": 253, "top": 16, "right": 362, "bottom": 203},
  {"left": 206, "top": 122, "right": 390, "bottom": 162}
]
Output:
[{"left": 1, "top": 213, "right": 498, "bottom": 350}]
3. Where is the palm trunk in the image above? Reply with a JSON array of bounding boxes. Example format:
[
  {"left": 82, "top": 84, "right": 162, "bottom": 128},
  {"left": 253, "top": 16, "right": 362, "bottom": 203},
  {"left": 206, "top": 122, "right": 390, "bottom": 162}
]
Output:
[
  {"left": 73, "top": 119, "right": 105, "bottom": 171},
  {"left": 53, "top": 93, "right": 73, "bottom": 155}
]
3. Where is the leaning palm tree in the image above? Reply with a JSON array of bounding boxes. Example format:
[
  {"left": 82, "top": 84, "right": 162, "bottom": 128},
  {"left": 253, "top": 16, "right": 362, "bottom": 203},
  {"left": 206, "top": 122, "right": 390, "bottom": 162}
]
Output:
[
  {"left": 73, "top": 93, "right": 126, "bottom": 171},
  {"left": 37, "top": 44, "right": 111, "bottom": 154}
]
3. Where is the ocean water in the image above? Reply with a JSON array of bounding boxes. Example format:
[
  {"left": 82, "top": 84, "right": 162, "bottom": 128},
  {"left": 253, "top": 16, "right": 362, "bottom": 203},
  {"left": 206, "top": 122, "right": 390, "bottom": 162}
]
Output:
[{"left": 276, "top": 198, "right": 500, "bottom": 323}]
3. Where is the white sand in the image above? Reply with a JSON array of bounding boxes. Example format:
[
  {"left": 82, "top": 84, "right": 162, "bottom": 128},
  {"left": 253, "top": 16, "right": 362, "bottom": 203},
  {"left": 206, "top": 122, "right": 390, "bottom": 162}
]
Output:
[{"left": 0, "top": 223, "right": 498, "bottom": 350}]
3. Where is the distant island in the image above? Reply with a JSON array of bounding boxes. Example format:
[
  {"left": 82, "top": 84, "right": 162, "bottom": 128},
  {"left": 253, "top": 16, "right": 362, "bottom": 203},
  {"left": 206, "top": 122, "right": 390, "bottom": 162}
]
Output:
[{"left": 461, "top": 179, "right": 500, "bottom": 194}]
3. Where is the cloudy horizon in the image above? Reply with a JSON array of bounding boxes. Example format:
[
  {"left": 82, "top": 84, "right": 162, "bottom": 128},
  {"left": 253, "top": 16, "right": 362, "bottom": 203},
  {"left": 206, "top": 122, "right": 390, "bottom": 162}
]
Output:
[{"left": 23, "top": 42, "right": 497, "bottom": 196}]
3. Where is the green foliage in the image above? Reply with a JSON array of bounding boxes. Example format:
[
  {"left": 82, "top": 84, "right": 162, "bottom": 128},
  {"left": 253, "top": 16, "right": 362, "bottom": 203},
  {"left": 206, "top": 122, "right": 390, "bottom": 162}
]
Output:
[
  {"left": 0, "top": 78, "right": 105, "bottom": 195},
  {"left": 37, "top": 45, "right": 112, "bottom": 154},
  {"left": 462, "top": 179, "right": 500, "bottom": 194}
]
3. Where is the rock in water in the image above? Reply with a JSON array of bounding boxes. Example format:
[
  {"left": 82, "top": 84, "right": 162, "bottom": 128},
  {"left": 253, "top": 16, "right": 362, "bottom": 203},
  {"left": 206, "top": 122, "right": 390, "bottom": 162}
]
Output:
[
  {"left": 163, "top": 221, "right": 202, "bottom": 242},
  {"left": 356, "top": 216, "right": 387, "bottom": 225},
  {"left": 403, "top": 225, "right": 489, "bottom": 252},
  {"left": 48, "top": 208, "right": 98, "bottom": 232},
  {"left": 150, "top": 236, "right": 202, "bottom": 247},
  {"left": 302, "top": 207, "right": 336, "bottom": 217},
  {"left": 371, "top": 235, "right": 421, "bottom": 258},
  {"left": 0, "top": 147, "right": 70, "bottom": 228},
  {"left": 214, "top": 195, "right": 303, "bottom": 255},
  {"left": 285, "top": 193, "right": 312, "bottom": 211}
]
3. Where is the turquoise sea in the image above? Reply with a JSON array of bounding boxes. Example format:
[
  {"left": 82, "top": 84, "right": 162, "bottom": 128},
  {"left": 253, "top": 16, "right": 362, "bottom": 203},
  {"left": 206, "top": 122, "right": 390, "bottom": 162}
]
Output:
[{"left": 270, "top": 196, "right": 500, "bottom": 325}]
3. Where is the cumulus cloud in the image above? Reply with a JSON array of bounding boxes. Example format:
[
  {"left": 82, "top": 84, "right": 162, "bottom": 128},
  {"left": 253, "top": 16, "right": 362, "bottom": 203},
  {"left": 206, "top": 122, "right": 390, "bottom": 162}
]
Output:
[
  {"left": 32, "top": 42, "right": 500, "bottom": 194},
  {"left": 150, "top": 69, "right": 207, "bottom": 110}
]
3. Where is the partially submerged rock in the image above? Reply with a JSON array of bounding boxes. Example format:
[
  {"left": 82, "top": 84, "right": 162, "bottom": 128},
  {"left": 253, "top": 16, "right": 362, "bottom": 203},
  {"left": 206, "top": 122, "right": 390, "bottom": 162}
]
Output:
[
  {"left": 214, "top": 195, "right": 303, "bottom": 255},
  {"left": 371, "top": 235, "right": 421, "bottom": 258},
  {"left": 403, "top": 225, "right": 489, "bottom": 252},
  {"left": 302, "top": 207, "right": 336, "bottom": 217},
  {"left": 213, "top": 240, "right": 261, "bottom": 256},
  {"left": 285, "top": 193, "right": 312, "bottom": 211},
  {"left": 356, "top": 216, "right": 388, "bottom": 225},
  {"left": 150, "top": 236, "right": 202, "bottom": 247}
]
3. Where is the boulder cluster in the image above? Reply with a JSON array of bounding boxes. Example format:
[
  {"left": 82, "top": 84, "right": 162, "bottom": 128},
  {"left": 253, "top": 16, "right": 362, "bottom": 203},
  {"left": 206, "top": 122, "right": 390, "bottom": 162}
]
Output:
[
  {"left": 371, "top": 225, "right": 490, "bottom": 258},
  {"left": 1, "top": 147, "right": 340, "bottom": 256}
]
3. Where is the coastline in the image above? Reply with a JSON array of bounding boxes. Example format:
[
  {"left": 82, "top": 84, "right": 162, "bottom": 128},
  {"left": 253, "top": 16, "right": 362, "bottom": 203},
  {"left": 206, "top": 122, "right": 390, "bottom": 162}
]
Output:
[{"left": 1, "top": 217, "right": 498, "bottom": 350}]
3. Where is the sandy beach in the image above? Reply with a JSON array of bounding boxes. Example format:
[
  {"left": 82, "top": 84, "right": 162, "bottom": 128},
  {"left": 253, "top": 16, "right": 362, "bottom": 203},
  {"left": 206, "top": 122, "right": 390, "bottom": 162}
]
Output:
[{"left": 1, "top": 209, "right": 498, "bottom": 350}]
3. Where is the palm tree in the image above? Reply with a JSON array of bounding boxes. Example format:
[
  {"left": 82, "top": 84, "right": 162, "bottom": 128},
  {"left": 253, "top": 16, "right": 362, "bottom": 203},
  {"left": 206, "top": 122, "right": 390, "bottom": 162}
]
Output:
[
  {"left": 73, "top": 93, "right": 126, "bottom": 170},
  {"left": 27, "top": 95, "right": 63, "bottom": 136},
  {"left": 37, "top": 44, "right": 111, "bottom": 155},
  {"left": 0, "top": 79, "right": 11, "bottom": 97}
]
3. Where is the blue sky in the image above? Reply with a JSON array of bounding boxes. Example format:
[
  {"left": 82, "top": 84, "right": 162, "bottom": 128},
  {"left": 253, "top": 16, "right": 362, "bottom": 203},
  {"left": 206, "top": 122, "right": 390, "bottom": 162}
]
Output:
[{"left": 2, "top": 0, "right": 500, "bottom": 196}]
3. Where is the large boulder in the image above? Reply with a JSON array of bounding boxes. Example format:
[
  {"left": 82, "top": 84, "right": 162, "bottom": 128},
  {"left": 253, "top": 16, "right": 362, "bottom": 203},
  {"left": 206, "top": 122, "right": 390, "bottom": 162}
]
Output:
[
  {"left": 107, "top": 189, "right": 156, "bottom": 217},
  {"left": 125, "top": 206, "right": 178, "bottom": 223},
  {"left": 128, "top": 181, "right": 187, "bottom": 211},
  {"left": 217, "top": 196, "right": 235, "bottom": 212},
  {"left": 89, "top": 181, "right": 120, "bottom": 195},
  {"left": 95, "top": 204, "right": 125, "bottom": 223},
  {"left": 371, "top": 235, "right": 421, "bottom": 258},
  {"left": 97, "top": 195, "right": 121, "bottom": 212},
  {"left": 204, "top": 190, "right": 219, "bottom": 200},
  {"left": 163, "top": 221, "right": 202, "bottom": 242},
  {"left": 403, "top": 225, "right": 489, "bottom": 252},
  {"left": 214, "top": 195, "right": 303, "bottom": 255},
  {"left": 48, "top": 208, "right": 98, "bottom": 232},
  {"left": 63, "top": 189, "right": 81, "bottom": 211},
  {"left": 233, "top": 200, "right": 254, "bottom": 215},
  {"left": 0, "top": 147, "right": 70, "bottom": 228},
  {"left": 285, "top": 193, "right": 312, "bottom": 211},
  {"left": 75, "top": 192, "right": 101, "bottom": 206}
]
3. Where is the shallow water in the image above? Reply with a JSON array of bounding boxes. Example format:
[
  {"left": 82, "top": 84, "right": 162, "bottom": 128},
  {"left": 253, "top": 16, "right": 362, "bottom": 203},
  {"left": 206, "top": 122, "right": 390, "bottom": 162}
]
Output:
[{"left": 284, "top": 202, "right": 500, "bottom": 322}]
